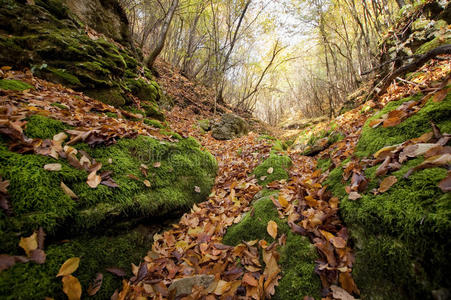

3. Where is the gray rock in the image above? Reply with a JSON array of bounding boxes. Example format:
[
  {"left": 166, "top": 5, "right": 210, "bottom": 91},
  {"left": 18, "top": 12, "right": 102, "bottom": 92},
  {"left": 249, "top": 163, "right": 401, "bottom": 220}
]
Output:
[
  {"left": 211, "top": 113, "right": 249, "bottom": 140},
  {"left": 168, "top": 274, "right": 215, "bottom": 297}
]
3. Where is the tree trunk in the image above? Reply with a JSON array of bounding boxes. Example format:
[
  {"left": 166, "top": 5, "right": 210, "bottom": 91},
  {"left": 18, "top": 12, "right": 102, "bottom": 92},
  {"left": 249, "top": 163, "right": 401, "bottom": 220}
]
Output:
[
  {"left": 395, "top": 0, "right": 406, "bottom": 8},
  {"left": 145, "top": 0, "right": 179, "bottom": 68}
]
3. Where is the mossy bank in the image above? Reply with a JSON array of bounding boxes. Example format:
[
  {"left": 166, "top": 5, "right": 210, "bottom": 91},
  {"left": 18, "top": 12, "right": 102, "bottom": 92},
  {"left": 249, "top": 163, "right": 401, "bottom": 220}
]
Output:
[{"left": 325, "top": 92, "right": 451, "bottom": 299}]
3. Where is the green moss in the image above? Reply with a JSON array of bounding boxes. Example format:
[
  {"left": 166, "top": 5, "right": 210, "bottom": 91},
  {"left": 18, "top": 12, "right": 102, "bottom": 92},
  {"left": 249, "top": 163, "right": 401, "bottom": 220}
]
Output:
[
  {"left": 24, "top": 114, "right": 70, "bottom": 139},
  {"left": 144, "top": 119, "right": 164, "bottom": 129},
  {"left": 317, "top": 158, "right": 332, "bottom": 172},
  {"left": 126, "top": 78, "right": 160, "bottom": 102},
  {"left": 223, "top": 192, "right": 320, "bottom": 299},
  {"left": 356, "top": 93, "right": 451, "bottom": 157},
  {"left": 105, "top": 112, "right": 118, "bottom": 119},
  {"left": 415, "top": 35, "right": 451, "bottom": 55},
  {"left": 0, "top": 79, "right": 33, "bottom": 91},
  {"left": 253, "top": 154, "right": 292, "bottom": 186},
  {"left": 141, "top": 102, "right": 165, "bottom": 121},
  {"left": 85, "top": 88, "right": 127, "bottom": 107},
  {"left": 0, "top": 135, "right": 217, "bottom": 253},
  {"left": 46, "top": 67, "right": 82, "bottom": 86},
  {"left": 50, "top": 102, "right": 68, "bottom": 110},
  {"left": 0, "top": 230, "right": 149, "bottom": 300},
  {"left": 326, "top": 154, "right": 450, "bottom": 298},
  {"left": 160, "top": 129, "right": 182, "bottom": 140},
  {"left": 198, "top": 119, "right": 210, "bottom": 131}
]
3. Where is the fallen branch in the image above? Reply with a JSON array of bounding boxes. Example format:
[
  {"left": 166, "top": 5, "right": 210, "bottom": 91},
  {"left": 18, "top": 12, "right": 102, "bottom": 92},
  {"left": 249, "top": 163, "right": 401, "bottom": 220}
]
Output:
[{"left": 376, "top": 44, "right": 451, "bottom": 97}]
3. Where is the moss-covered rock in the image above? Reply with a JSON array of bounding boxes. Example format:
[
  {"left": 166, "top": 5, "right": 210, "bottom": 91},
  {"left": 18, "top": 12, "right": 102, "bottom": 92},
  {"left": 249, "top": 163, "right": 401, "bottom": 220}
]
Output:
[
  {"left": 0, "top": 230, "right": 149, "bottom": 299},
  {"left": 144, "top": 118, "right": 164, "bottom": 129},
  {"left": 0, "top": 117, "right": 217, "bottom": 253},
  {"left": 325, "top": 92, "right": 451, "bottom": 299},
  {"left": 223, "top": 191, "right": 321, "bottom": 299},
  {"left": 252, "top": 154, "right": 292, "bottom": 186},
  {"left": 0, "top": 78, "right": 33, "bottom": 91},
  {"left": 0, "top": 0, "right": 164, "bottom": 115},
  {"left": 356, "top": 93, "right": 451, "bottom": 158},
  {"left": 126, "top": 78, "right": 161, "bottom": 102}
]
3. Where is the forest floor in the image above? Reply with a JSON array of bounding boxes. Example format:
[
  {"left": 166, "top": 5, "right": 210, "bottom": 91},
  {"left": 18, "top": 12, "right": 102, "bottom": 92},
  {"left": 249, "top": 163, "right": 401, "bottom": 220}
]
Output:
[{"left": 0, "top": 55, "right": 450, "bottom": 299}]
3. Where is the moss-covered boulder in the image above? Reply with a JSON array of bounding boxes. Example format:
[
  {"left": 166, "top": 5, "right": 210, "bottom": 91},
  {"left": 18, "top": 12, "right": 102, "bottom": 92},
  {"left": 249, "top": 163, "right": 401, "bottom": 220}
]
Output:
[
  {"left": 252, "top": 154, "right": 292, "bottom": 186},
  {"left": 211, "top": 113, "right": 249, "bottom": 140},
  {"left": 0, "top": 0, "right": 163, "bottom": 112},
  {"left": 326, "top": 92, "right": 451, "bottom": 299},
  {"left": 223, "top": 190, "right": 321, "bottom": 299},
  {"left": 0, "top": 114, "right": 217, "bottom": 253},
  {"left": 0, "top": 230, "right": 150, "bottom": 299}
]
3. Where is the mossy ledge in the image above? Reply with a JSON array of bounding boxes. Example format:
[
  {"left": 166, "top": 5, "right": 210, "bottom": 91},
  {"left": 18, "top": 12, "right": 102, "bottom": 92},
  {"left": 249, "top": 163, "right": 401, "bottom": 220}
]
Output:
[
  {"left": 223, "top": 190, "right": 321, "bottom": 299},
  {"left": 325, "top": 92, "right": 451, "bottom": 299},
  {"left": 0, "top": 0, "right": 163, "bottom": 112}
]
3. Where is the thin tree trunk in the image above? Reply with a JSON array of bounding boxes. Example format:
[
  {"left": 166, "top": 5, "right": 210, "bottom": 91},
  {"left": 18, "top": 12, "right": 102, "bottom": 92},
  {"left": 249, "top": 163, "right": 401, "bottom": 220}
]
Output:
[{"left": 145, "top": 0, "right": 179, "bottom": 68}]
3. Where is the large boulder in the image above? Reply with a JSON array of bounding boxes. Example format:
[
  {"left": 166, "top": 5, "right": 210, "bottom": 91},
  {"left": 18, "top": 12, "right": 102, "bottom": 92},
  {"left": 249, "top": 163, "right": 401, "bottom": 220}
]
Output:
[{"left": 211, "top": 113, "right": 249, "bottom": 140}]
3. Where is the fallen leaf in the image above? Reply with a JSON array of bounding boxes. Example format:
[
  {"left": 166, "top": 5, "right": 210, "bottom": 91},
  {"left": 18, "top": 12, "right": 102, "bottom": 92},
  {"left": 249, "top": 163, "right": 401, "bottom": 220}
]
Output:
[
  {"left": 61, "top": 182, "right": 78, "bottom": 199},
  {"left": 143, "top": 180, "right": 151, "bottom": 187},
  {"left": 330, "top": 285, "right": 355, "bottom": 300},
  {"left": 267, "top": 167, "right": 274, "bottom": 174},
  {"left": 339, "top": 272, "right": 360, "bottom": 295},
  {"left": 278, "top": 194, "right": 289, "bottom": 208},
  {"left": 0, "top": 254, "right": 16, "bottom": 272},
  {"left": 19, "top": 232, "right": 38, "bottom": 257},
  {"left": 57, "top": 257, "right": 80, "bottom": 277},
  {"left": 153, "top": 162, "right": 161, "bottom": 168},
  {"left": 30, "top": 249, "right": 46, "bottom": 264},
  {"left": 432, "top": 87, "right": 448, "bottom": 102},
  {"left": 87, "top": 273, "right": 103, "bottom": 296},
  {"left": 378, "top": 176, "right": 397, "bottom": 193},
  {"left": 267, "top": 220, "right": 278, "bottom": 239},
  {"left": 87, "top": 171, "right": 101, "bottom": 188},
  {"left": 438, "top": 172, "right": 451, "bottom": 192},
  {"left": 106, "top": 267, "right": 127, "bottom": 277},
  {"left": 62, "top": 275, "right": 82, "bottom": 300},
  {"left": 242, "top": 273, "right": 258, "bottom": 287},
  {"left": 348, "top": 192, "right": 361, "bottom": 200},
  {"left": 53, "top": 132, "right": 67, "bottom": 144},
  {"left": 194, "top": 186, "right": 201, "bottom": 193},
  {"left": 44, "top": 163, "right": 62, "bottom": 171}
]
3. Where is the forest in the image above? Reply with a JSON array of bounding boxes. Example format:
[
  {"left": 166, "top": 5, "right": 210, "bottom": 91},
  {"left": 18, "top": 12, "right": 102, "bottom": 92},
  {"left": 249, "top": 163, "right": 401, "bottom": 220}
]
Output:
[{"left": 0, "top": 0, "right": 450, "bottom": 299}]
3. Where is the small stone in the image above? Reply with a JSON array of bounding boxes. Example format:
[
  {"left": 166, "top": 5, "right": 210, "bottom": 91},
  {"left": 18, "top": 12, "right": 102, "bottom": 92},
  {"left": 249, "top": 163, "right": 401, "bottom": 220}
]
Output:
[{"left": 168, "top": 275, "right": 215, "bottom": 297}]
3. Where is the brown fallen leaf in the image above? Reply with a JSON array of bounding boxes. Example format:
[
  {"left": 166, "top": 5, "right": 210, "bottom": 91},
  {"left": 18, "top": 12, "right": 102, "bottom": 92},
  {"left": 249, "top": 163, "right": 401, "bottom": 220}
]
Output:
[
  {"left": 44, "top": 163, "right": 62, "bottom": 171},
  {"left": 153, "top": 162, "right": 161, "bottom": 168},
  {"left": 30, "top": 249, "right": 46, "bottom": 264},
  {"left": 348, "top": 192, "right": 361, "bottom": 200},
  {"left": 61, "top": 182, "right": 78, "bottom": 199},
  {"left": 267, "top": 167, "right": 274, "bottom": 174},
  {"left": 404, "top": 153, "right": 451, "bottom": 178},
  {"left": 432, "top": 87, "right": 448, "bottom": 103},
  {"left": 106, "top": 267, "right": 127, "bottom": 277},
  {"left": 143, "top": 180, "right": 151, "bottom": 188},
  {"left": 194, "top": 186, "right": 201, "bottom": 193},
  {"left": 267, "top": 220, "right": 278, "bottom": 239},
  {"left": 87, "top": 171, "right": 101, "bottom": 188},
  {"left": 331, "top": 284, "right": 356, "bottom": 300},
  {"left": 378, "top": 176, "right": 398, "bottom": 193},
  {"left": 0, "top": 254, "right": 16, "bottom": 272},
  {"left": 339, "top": 272, "right": 360, "bottom": 295},
  {"left": 87, "top": 273, "right": 103, "bottom": 296},
  {"left": 438, "top": 172, "right": 451, "bottom": 192},
  {"left": 242, "top": 273, "right": 258, "bottom": 287},
  {"left": 19, "top": 232, "right": 38, "bottom": 257},
  {"left": 57, "top": 257, "right": 80, "bottom": 277},
  {"left": 62, "top": 275, "right": 82, "bottom": 300},
  {"left": 278, "top": 194, "right": 289, "bottom": 208}
]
